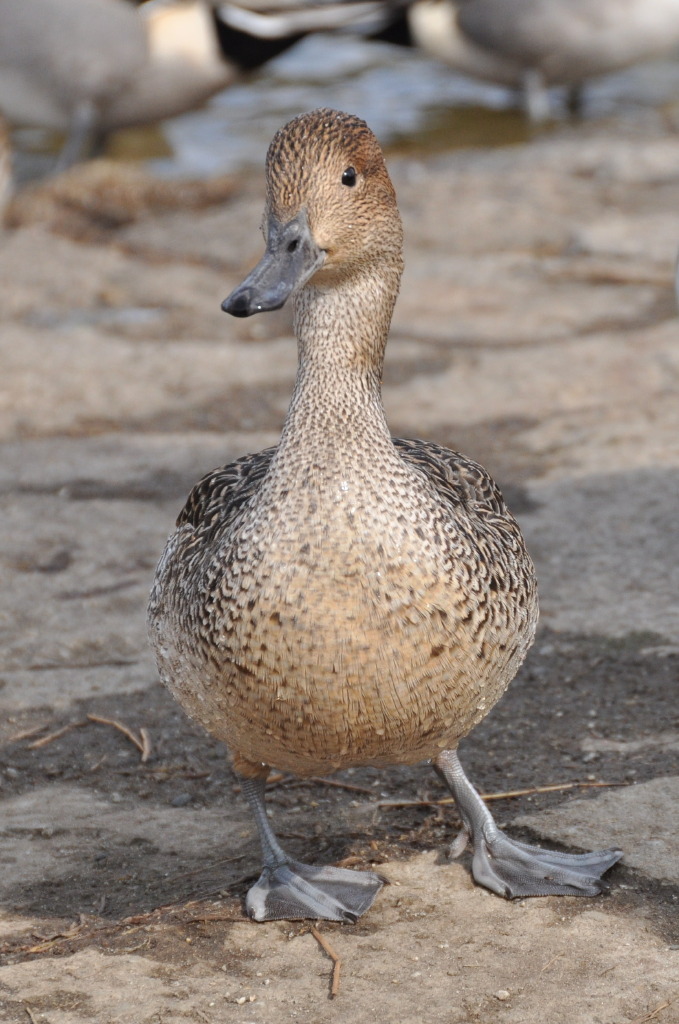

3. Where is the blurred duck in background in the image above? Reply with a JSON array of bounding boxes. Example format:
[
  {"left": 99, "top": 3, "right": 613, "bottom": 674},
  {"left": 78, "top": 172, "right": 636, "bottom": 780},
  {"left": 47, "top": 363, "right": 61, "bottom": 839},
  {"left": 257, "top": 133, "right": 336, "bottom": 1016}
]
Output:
[
  {"left": 0, "top": 0, "right": 391, "bottom": 171},
  {"left": 0, "top": 114, "right": 11, "bottom": 216},
  {"left": 379, "top": 0, "right": 679, "bottom": 119}
]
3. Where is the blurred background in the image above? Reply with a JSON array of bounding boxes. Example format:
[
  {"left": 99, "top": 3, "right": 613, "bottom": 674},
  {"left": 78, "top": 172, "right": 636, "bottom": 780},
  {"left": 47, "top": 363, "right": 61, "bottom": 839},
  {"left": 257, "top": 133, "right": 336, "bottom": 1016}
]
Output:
[{"left": 3, "top": 0, "right": 679, "bottom": 181}]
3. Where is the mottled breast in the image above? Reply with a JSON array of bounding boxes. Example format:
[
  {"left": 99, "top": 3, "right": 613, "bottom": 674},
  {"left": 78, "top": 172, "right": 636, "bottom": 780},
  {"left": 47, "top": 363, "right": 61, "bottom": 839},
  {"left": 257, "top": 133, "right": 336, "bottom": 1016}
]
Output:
[{"left": 148, "top": 439, "right": 537, "bottom": 777}]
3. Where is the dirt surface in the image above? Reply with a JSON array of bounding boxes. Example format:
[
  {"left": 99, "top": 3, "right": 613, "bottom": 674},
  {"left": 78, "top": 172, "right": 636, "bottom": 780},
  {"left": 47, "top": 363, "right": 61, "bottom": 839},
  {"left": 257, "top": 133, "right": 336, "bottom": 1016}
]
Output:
[{"left": 1, "top": 107, "right": 678, "bottom": 1024}]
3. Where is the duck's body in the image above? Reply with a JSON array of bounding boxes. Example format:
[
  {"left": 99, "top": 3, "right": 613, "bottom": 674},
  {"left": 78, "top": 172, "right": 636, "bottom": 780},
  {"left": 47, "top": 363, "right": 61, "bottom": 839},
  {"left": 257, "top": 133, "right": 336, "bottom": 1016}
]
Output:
[
  {"left": 153, "top": 437, "right": 534, "bottom": 778},
  {"left": 0, "top": 116, "right": 11, "bottom": 219},
  {"left": 384, "top": 0, "right": 679, "bottom": 119},
  {"left": 149, "top": 108, "right": 621, "bottom": 922},
  {"left": 0, "top": 0, "right": 234, "bottom": 168}
]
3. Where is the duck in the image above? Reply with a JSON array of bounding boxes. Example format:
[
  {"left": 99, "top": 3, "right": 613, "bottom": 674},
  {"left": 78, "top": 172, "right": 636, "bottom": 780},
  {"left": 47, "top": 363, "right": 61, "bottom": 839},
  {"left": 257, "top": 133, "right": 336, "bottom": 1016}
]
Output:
[
  {"left": 0, "top": 0, "right": 389, "bottom": 170},
  {"left": 148, "top": 107, "right": 622, "bottom": 922},
  {"left": 0, "top": 115, "right": 11, "bottom": 219},
  {"left": 376, "top": 0, "right": 679, "bottom": 120}
]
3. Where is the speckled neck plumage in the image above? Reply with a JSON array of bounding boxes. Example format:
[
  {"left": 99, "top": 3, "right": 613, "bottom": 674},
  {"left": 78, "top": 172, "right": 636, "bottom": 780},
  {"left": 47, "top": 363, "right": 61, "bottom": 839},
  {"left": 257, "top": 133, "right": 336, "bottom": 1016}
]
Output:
[{"left": 278, "top": 270, "right": 399, "bottom": 460}]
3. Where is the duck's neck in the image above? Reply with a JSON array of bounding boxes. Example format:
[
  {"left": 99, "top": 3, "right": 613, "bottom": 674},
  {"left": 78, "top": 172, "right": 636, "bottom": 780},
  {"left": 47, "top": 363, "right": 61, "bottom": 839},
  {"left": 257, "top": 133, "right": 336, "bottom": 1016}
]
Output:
[{"left": 278, "top": 264, "right": 402, "bottom": 459}]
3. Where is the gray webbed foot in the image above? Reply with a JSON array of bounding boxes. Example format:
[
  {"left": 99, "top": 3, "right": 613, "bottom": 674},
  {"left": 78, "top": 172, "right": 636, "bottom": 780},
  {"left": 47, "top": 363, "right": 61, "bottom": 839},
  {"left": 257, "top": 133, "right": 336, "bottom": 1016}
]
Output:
[
  {"left": 453, "top": 821, "right": 622, "bottom": 898},
  {"left": 238, "top": 772, "right": 385, "bottom": 923},
  {"left": 246, "top": 860, "right": 385, "bottom": 922},
  {"left": 435, "top": 750, "right": 622, "bottom": 899}
]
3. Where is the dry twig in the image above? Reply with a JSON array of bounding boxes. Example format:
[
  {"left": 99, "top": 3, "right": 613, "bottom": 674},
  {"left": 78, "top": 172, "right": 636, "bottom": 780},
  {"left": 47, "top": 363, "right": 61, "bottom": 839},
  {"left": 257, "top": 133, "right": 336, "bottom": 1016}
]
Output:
[
  {"left": 86, "top": 713, "right": 148, "bottom": 761},
  {"left": 540, "top": 953, "right": 564, "bottom": 973},
  {"left": 311, "top": 925, "right": 342, "bottom": 998},
  {"left": 161, "top": 853, "right": 248, "bottom": 885},
  {"left": 139, "top": 727, "right": 152, "bottom": 763},
  {"left": 23, "top": 1006, "right": 39, "bottom": 1024},
  {"left": 236, "top": 775, "right": 374, "bottom": 795},
  {"left": 378, "top": 780, "right": 626, "bottom": 809},
  {"left": 147, "top": 766, "right": 210, "bottom": 780},
  {"left": 19, "top": 918, "right": 88, "bottom": 955},
  {"left": 186, "top": 911, "right": 239, "bottom": 924},
  {"left": 334, "top": 855, "right": 363, "bottom": 868},
  {"left": 307, "top": 777, "right": 374, "bottom": 795},
  {"left": 629, "top": 1000, "right": 673, "bottom": 1024},
  {"left": 28, "top": 720, "right": 88, "bottom": 749},
  {"left": 9, "top": 723, "right": 50, "bottom": 743}
]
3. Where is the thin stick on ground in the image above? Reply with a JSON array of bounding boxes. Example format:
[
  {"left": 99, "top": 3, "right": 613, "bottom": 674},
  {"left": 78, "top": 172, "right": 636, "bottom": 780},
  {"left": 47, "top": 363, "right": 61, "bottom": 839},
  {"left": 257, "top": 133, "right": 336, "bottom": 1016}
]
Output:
[
  {"left": 378, "top": 780, "right": 626, "bottom": 808},
  {"left": 236, "top": 774, "right": 373, "bottom": 794},
  {"left": 24, "top": 1005, "right": 39, "bottom": 1024},
  {"left": 482, "top": 781, "right": 626, "bottom": 800},
  {"left": 630, "top": 999, "right": 675, "bottom": 1024},
  {"left": 139, "top": 727, "right": 152, "bottom": 763},
  {"left": 540, "top": 953, "right": 565, "bottom": 973},
  {"left": 1, "top": 896, "right": 240, "bottom": 962},
  {"left": 28, "top": 720, "right": 88, "bottom": 749},
  {"left": 15, "top": 918, "right": 88, "bottom": 957},
  {"left": 86, "top": 713, "right": 148, "bottom": 760},
  {"left": 9, "top": 723, "right": 50, "bottom": 743},
  {"left": 160, "top": 852, "right": 249, "bottom": 885},
  {"left": 310, "top": 925, "right": 342, "bottom": 998},
  {"left": 307, "top": 777, "right": 374, "bottom": 795}
]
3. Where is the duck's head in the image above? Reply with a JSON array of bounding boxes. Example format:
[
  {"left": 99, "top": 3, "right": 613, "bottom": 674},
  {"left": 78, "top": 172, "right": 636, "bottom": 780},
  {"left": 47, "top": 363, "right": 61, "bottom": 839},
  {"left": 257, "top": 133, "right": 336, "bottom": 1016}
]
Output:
[{"left": 222, "top": 108, "right": 403, "bottom": 318}]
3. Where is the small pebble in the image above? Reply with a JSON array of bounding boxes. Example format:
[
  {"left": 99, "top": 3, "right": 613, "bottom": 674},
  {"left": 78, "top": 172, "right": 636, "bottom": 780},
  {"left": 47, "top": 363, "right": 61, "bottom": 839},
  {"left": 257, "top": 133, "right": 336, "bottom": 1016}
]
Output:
[
  {"left": 495, "top": 990, "right": 510, "bottom": 1001},
  {"left": 171, "top": 793, "right": 191, "bottom": 807}
]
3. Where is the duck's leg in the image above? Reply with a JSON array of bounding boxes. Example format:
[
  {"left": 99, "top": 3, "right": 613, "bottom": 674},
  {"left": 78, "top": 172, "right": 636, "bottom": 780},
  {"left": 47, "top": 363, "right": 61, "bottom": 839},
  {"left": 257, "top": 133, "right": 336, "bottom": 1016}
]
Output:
[
  {"left": 566, "top": 83, "right": 585, "bottom": 117},
  {"left": 433, "top": 750, "right": 622, "bottom": 898},
  {"left": 238, "top": 773, "right": 386, "bottom": 922},
  {"left": 55, "top": 99, "right": 100, "bottom": 172},
  {"left": 520, "top": 68, "right": 552, "bottom": 122}
]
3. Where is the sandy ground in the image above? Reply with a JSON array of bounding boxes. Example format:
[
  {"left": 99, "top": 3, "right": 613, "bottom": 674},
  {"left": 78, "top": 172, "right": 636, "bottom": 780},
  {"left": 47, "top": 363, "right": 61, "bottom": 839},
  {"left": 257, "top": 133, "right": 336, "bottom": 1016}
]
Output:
[{"left": 0, "top": 106, "right": 678, "bottom": 1024}]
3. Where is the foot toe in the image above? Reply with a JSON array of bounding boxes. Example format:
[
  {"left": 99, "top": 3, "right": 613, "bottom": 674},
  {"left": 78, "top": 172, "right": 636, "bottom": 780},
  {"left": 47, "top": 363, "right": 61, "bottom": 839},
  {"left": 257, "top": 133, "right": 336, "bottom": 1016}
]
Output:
[
  {"left": 472, "top": 831, "right": 623, "bottom": 899},
  {"left": 246, "top": 862, "right": 385, "bottom": 922}
]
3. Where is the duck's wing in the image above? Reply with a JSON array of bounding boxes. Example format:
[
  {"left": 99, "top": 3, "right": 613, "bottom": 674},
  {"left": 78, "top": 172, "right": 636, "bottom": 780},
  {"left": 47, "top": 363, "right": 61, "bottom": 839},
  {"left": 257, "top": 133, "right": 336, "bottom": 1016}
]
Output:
[
  {"left": 393, "top": 436, "right": 509, "bottom": 518},
  {"left": 216, "top": 0, "right": 400, "bottom": 40},
  {"left": 177, "top": 446, "right": 277, "bottom": 531}
]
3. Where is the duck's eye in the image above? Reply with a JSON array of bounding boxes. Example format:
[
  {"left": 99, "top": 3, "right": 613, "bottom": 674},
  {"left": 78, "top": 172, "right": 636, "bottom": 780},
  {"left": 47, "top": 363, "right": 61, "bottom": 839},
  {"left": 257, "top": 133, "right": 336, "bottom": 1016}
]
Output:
[{"left": 341, "top": 166, "right": 357, "bottom": 187}]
